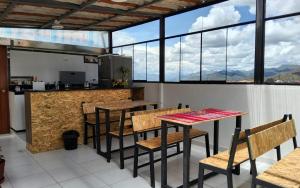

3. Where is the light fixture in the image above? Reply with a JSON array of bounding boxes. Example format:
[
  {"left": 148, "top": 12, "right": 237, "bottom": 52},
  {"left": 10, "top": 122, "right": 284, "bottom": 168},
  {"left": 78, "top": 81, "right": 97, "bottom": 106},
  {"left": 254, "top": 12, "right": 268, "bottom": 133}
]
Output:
[{"left": 52, "top": 20, "right": 64, "bottom": 30}]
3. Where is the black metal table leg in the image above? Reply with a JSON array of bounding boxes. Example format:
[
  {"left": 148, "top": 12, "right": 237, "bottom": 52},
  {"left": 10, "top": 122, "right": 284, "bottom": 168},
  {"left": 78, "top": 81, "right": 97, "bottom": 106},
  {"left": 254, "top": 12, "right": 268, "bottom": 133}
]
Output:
[
  {"left": 234, "top": 116, "right": 242, "bottom": 175},
  {"left": 182, "top": 126, "right": 191, "bottom": 188},
  {"left": 213, "top": 120, "right": 220, "bottom": 155},
  {"left": 96, "top": 108, "right": 101, "bottom": 154},
  {"left": 105, "top": 109, "right": 111, "bottom": 162},
  {"left": 161, "top": 120, "right": 168, "bottom": 188}
]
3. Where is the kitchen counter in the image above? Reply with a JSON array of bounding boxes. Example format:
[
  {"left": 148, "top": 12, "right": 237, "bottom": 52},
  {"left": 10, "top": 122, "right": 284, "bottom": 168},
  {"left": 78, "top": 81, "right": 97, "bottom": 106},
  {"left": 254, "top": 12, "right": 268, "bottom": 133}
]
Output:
[{"left": 25, "top": 87, "right": 144, "bottom": 153}]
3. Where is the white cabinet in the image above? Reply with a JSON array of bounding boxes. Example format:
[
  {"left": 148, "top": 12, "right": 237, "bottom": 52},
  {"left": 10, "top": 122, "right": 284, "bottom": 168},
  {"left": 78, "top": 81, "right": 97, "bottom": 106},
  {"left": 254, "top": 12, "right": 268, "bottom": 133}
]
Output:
[{"left": 9, "top": 92, "right": 26, "bottom": 131}]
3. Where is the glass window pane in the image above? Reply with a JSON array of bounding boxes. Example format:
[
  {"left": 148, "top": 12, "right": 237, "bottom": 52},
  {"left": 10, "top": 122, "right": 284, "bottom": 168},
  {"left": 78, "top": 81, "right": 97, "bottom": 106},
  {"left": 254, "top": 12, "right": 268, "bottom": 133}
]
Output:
[
  {"left": 202, "top": 29, "right": 227, "bottom": 81},
  {"left": 121, "top": 46, "right": 133, "bottom": 79},
  {"left": 113, "top": 47, "right": 122, "bottom": 55},
  {"left": 264, "top": 16, "right": 300, "bottom": 83},
  {"left": 165, "top": 37, "right": 180, "bottom": 82},
  {"left": 112, "top": 20, "right": 159, "bottom": 46},
  {"left": 165, "top": 0, "right": 256, "bottom": 37},
  {"left": 147, "top": 41, "right": 160, "bottom": 81},
  {"left": 0, "top": 28, "right": 108, "bottom": 48},
  {"left": 227, "top": 24, "right": 255, "bottom": 82},
  {"left": 180, "top": 33, "right": 201, "bottom": 81},
  {"left": 266, "top": 0, "right": 300, "bottom": 18},
  {"left": 133, "top": 44, "right": 147, "bottom": 80}
]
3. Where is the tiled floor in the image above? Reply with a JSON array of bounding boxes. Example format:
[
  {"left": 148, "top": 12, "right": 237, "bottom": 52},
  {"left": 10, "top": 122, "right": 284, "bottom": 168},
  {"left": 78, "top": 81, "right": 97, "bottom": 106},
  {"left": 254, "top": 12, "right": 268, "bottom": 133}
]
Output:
[{"left": 0, "top": 133, "right": 272, "bottom": 188}]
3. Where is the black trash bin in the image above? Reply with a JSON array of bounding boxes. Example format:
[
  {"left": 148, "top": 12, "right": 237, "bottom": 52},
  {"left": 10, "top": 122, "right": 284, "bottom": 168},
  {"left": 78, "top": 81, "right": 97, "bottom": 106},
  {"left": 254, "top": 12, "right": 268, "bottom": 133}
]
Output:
[{"left": 62, "top": 130, "right": 79, "bottom": 150}]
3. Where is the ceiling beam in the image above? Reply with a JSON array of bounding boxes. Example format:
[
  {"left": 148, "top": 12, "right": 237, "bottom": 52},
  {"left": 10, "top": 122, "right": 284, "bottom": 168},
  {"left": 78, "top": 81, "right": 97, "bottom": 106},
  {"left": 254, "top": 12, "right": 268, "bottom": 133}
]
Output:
[
  {"left": 9, "top": 0, "right": 160, "bottom": 17},
  {"left": 0, "top": 2, "right": 16, "bottom": 23},
  {"left": 40, "top": 0, "right": 97, "bottom": 29},
  {"left": 79, "top": 0, "right": 163, "bottom": 30}
]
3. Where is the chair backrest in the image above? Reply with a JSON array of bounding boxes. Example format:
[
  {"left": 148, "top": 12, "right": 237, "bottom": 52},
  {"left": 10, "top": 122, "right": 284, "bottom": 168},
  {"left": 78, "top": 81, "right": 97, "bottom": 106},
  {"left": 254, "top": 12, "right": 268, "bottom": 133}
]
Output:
[
  {"left": 82, "top": 102, "right": 104, "bottom": 114},
  {"left": 131, "top": 108, "right": 191, "bottom": 132},
  {"left": 247, "top": 119, "right": 296, "bottom": 160}
]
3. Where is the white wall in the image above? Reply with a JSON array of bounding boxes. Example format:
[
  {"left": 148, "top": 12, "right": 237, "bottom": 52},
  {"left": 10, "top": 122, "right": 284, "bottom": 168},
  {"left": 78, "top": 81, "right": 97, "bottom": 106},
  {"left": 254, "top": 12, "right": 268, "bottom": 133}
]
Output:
[
  {"left": 134, "top": 83, "right": 299, "bottom": 160},
  {"left": 10, "top": 50, "right": 98, "bottom": 83}
]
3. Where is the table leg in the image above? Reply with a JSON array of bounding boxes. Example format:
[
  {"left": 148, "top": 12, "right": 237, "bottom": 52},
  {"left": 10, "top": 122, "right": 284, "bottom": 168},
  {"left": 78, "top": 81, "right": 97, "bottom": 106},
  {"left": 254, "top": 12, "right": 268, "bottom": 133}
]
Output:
[
  {"left": 182, "top": 126, "right": 191, "bottom": 188},
  {"left": 213, "top": 120, "right": 220, "bottom": 155},
  {"left": 234, "top": 116, "right": 242, "bottom": 175},
  {"left": 105, "top": 109, "right": 111, "bottom": 162},
  {"left": 161, "top": 120, "right": 168, "bottom": 188},
  {"left": 96, "top": 108, "right": 101, "bottom": 154}
]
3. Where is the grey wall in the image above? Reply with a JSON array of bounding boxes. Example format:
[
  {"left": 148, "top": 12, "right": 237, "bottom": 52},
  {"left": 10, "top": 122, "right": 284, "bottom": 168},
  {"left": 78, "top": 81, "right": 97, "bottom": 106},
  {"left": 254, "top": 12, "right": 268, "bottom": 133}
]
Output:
[{"left": 10, "top": 50, "right": 98, "bottom": 83}]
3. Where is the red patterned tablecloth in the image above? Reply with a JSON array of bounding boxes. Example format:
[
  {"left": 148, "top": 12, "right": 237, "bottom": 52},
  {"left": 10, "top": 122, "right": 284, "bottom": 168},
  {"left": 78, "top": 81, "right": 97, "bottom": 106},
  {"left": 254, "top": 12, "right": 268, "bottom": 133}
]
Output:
[{"left": 158, "top": 108, "right": 243, "bottom": 125}]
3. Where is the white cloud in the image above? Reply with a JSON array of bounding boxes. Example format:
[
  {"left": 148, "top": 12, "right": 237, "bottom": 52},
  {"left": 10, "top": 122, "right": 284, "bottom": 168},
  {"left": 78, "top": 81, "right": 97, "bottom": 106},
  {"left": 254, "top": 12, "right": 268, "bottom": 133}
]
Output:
[
  {"left": 189, "top": 5, "right": 241, "bottom": 32},
  {"left": 266, "top": 0, "right": 300, "bottom": 17}
]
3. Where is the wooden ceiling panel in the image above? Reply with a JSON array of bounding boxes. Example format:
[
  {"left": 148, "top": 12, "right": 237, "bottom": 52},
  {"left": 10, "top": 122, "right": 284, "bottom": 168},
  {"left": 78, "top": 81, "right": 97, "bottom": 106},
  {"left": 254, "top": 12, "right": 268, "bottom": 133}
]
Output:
[
  {"left": 61, "top": 18, "right": 96, "bottom": 25},
  {"left": 13, "top": 5, "right": 68, "bottom": 16},
  {"left": 53, "top": 0, "right": 86, "bottom": 5},
  {"left": 6, "top": 14, "right": 52, "bottom": 22},
  {"left": 112, "top": 15, "right": 148, "bottom": 22},
  {"left": 93, "top": 1, "right": 134, "bottom": 10},
  {"left": 72, "top": 11, "right": 113, "bottom": 19},
  {"left": 154, "top": 0, "right": 197, "bottom": 9}
]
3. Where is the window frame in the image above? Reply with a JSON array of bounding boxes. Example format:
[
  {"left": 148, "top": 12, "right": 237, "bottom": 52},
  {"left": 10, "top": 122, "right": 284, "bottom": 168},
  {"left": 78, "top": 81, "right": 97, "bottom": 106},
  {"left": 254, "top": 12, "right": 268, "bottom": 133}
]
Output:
[{"left": 111, "top": 0, "right": 300, "bottom": 85}]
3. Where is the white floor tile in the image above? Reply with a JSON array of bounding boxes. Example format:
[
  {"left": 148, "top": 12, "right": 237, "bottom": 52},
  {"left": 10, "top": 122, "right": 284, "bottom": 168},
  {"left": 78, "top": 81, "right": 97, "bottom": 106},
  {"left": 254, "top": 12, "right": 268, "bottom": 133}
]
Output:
[
  {"left": 11, "top": 172, "right": 56, "bottom": 188},
  {"left": 5, "top": 162, "right": 44, "bottom": 181},
  {"left": 59, "top": 174, "right": 107, "bottom": 188},
  {"left": 80, "top": 158, "right": 119, "bottom": 173},
  {"left": 42, "top": 184, "right": 62, "bottom": 188},
  {"left": 110, "top": 177, "right": 152, "bottom": 188},
  {"left": 47, "top": 164, "right": 89, "bottom": 182},
  {"left": 94, "top": 168, "right": 132, "bottom": 185}
]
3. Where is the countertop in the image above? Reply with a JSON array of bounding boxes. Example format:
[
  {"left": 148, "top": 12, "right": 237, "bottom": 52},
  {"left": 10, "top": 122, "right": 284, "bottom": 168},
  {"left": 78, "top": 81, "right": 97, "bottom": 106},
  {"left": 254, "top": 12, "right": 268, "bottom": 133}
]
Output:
[{"left": 24, "top": 87, "right": 144, "bottom": 93}]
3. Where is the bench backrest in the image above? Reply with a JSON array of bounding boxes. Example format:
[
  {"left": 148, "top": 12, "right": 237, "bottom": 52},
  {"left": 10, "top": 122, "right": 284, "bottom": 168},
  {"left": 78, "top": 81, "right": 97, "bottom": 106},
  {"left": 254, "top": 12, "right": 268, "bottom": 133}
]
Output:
[
  {"left": 132, "top": 107, "right": 178, "bottom": 116},
  {"left": 132, "top": 108, "right": 191, "bottom": 132},
  {"left": 247, "top": 119, "right": 296, "bottom": 160},
  {"left": 238, "top": 117, "right": 289, "bottom": 143}
]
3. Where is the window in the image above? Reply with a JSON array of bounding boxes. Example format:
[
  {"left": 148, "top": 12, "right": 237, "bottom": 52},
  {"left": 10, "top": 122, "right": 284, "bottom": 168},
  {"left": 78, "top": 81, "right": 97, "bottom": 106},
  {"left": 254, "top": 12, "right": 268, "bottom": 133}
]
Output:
[
  {"left": 133, "top": 44, "right": 147, "bottom": 80},
  {"left": 264, "top": 16, "right": 300, "bottom": 84},
  {"left": 112, "top": 41, "right": 160, "bottom": 82},
  {"left": 0, "top": 28, "right": 108, "bottom": 48},
  {"left": 202, "top": 29, "right": 227, "bottom": 81},
  {"left": 227, "top": 24, "right": 255, "bottom": 82},
  {"left": 112, "top": 20, "right": 159, "bottom": 47},
  {"left": 165, "top": 0, "right": 256, "bottom": 37},
  {"left": 266, "top": 0, "right": 300, "bottom": 18},
  {"left": 147, "top": 41, "right": 160, "bottom": 81},
  {"left": 164, "top": 0, "right": 256, "bottom": 83},
  {"left": 165, "top": 37, "right": 180, "bottom": 82},
  {"left": 180, "top": 34, "right": 201, "bottom": 81}
]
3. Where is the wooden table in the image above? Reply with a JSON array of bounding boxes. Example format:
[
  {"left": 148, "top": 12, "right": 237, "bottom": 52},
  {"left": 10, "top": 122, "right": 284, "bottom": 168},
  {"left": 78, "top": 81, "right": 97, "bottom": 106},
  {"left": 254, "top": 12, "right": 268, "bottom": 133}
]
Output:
[
  {"left": 158, "top": 108, "right": 247, "bottom": 188},
  {"left": 95, "top": 100, "right": 158, "bottom": 162}
]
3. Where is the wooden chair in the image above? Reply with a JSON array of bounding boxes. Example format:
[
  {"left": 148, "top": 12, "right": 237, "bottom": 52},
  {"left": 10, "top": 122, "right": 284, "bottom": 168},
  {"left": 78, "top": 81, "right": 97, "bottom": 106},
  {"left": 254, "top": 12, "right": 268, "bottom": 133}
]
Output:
[
  {"left": 132, "top": 107, "right": 210, "bottom": 188},
  {"left": 198, "top": 115, "right": 289, "bottom": 188},
  {"left": 246, "top": 114, "right": 299, "bottom": 188},
  {"left": 81, "top": 100, "right": 131, "bottom": 149}
]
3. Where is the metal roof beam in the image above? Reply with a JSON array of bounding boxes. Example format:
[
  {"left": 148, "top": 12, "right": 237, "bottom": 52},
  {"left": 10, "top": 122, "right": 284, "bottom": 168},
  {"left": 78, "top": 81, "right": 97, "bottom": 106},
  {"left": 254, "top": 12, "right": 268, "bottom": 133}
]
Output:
[
  {"left": 9, "top": 0, "right": 160, "bottom": 17},
  {"left": 40, "top": 0, "right": 98, "bottom": 29},
  {"left": 79, "top": 0, "right": 163, "bottom": 30}
]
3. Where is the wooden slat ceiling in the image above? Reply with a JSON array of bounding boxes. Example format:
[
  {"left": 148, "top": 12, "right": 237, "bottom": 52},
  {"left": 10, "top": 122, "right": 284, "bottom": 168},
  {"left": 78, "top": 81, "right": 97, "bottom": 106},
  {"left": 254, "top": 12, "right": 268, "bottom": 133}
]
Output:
[{"left": 0, "top": 0, "right": 222, "bottom": 31}]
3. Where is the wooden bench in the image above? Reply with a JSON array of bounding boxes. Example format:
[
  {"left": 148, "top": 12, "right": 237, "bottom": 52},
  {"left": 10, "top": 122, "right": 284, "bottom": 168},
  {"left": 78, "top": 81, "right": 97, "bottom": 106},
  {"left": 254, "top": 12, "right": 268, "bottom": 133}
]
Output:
[
  {"left": 246, "top": 115, "right": 299, "bottom": 188},
  {"left": 198, "top": 115, "right": 289, "bottom": 188},
  {"left": 132, "top": 107, "right": 210, "bottom": 188}
]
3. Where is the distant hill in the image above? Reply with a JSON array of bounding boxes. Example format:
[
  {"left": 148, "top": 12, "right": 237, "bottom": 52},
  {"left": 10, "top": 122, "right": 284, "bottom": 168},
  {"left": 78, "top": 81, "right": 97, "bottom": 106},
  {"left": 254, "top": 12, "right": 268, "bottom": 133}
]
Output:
[{"left": 180, "top": 64, "right": 300, "bottom": 83}]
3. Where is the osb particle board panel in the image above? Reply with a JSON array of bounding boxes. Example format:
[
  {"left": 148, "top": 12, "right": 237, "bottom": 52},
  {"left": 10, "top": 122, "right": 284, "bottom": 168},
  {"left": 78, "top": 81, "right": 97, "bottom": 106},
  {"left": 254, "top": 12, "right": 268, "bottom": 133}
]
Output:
[{"left": 26, "top": 89, "right": 142, "bottom": 153}]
